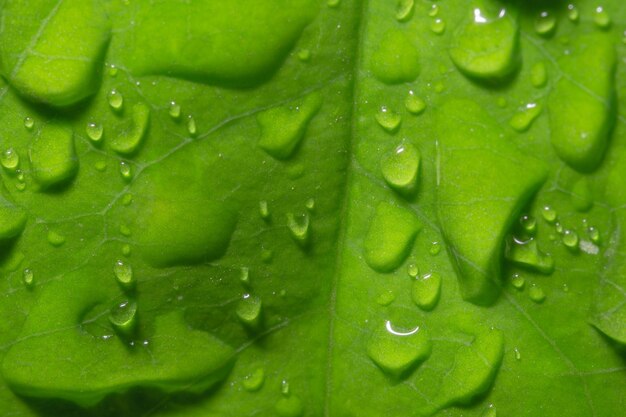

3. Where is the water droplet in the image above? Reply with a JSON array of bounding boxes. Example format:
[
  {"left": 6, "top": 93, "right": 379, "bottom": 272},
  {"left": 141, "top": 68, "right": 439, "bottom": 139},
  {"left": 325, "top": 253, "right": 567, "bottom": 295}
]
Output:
[
  {"left": 594, "top": 6, "right": 611, "bottom": 29},
  {"left": 449, "top": 7, "right": 519, "bottom": 81},
  {"left": 305, "top": 198, "right": 315, "bottom": 211},
  {"left": 275, "top": 395, "right": 304, "bottom": 417},
  {"left": 259, "top": 200, "right": 270, "bottom": 221},
  {"left": 363, "top": 203, "right": 421, "bottom": 272},
  {"left": 430, "top": 18, "right": 446, "bottom": 34},
  {"left": 23, "top": 117, "right": 34, "bottom": 130},
  {"left": 381, "top": 143, "right": 420, "bottom": 195},
  {"left": 555, "top": 222, "right": 564, "bottom": 234},
  {"left": 86, "top": 122, "right": 103, "bottom": 142},
  {"left": 287, "top": 212, "right": 310, "bottom": 248},
  {"left": 297, "top": 49, "right": 311, "bottom": 62},
  {"left": 376, "top": 290, "right": 396, "bottom": 306},
  {"left": 528, "top": 284, "right": 546, "bottom": 303},
  {"left": 541, "top": 206, "right": 557, "bottom": 223},
  {"left": 109, "top": 299, "right": 137, "bottom": 336},
  {"left": 412, "top": 272, "right": 442, "bottom": 311},
  {"left": 530, "top": 62, "right": 548, "bottom": 88},
  {"left": 94, "top": 160, "right": 107, "bottom": 171},
  {"left": 121, "top": 193, "right": 133, "bottom": 206},
  {"left": 588, "top": 226, "right": 601, "bottom": 244},
  {"left": 22, "top": 268, "right": 34, "bottom": 287},
  {"left": 511, "top": 273, "right": 525, "bottom": 290},
  {"left": 535, "top": 11, "right": 557, "bottom": 36},
  {"left": 243, "top": 368, "right": 265, "bottom": 392},
  {"left": 405, "top": 91, "right": 426, "bottom": 115},
  {"left": 109, "top": 102, "right": 151, "bottom": 155},
  {"left": 257, "top": 92, "right": 322, "bottom": 159},
  {"left": 327, "top": 0, "right": 340, "bottom": 7},
  {"left": 430, "top": 241, "right": 441, "bottom": 256},
  {"left": 168, "top": 101, "right": 181, "bottom": 119},
  {"left": 236, "top": 294, "right": 262, "bottom": 328},
  {"left": 509, "top": 102, "right": 542, "bottom": 132},
  {"left": 119, "top": 161, "right": 133, "bottom": 180},
  {"left": 562, "top": 229, "right": 579, "bottom": 250},
  {"left": 567, "top": 4, "right": 579, "bottom": 22},
  {"left": 520, "top": 215, "right": 537, "bottom": 234},
  {"left": 395, "top": 0, "right": 414, "bottom": 22},
  {"left": 1, "top": 148, "right": 19, "bottom": 171},
  {"left": 107, "top": 89, "right": 124, "bottom": 111},
  {"left": 428, "top": 4, "right": 439, "bottom": 17},
  {"left": 483, "top": 404, "right": 497, "bottom": 417},
  {"left": 281, "top": 379, "right": 290, "bottom": 395},
  {"left": 240, "top": 267, "right": 250, "bottom": 286},
  {"left": 505, "top": 237, "right": 554, "bottom": 274},
  {"left": 375, "top": 106, "right": 401, "bottom": 133},
  {"left": 47, "top": 231, "right": 65, "bottom": 247},
  {"left": 122, "top": 244, "right": 131, "bottom": 256},
  {"left": 367, "top": 320, "right": 431, "bottom": 379},
  {"left": 108, "top": 64, "right": 118, "bottom": 77},
  {"left": 119, "top": 224, "right": 132, "bottom": 237},
  {"left": 407, "top": 262, "right": 419, "bottom": 278},
  {"left": 113, "top": 260, "right": 134, "bottom": 289}
]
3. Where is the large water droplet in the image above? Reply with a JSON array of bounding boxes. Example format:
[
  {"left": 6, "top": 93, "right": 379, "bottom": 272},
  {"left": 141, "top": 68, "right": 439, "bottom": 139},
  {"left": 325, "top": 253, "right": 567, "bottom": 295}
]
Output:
[
  {"left": 594, "top": 6, "right": 611, "bottom": 29},
  {"left": 430, "top": 18, "right": 446, "bottom": 34},
  {"left": 29, "top": 122, "right": 78, "bottom": 189},
  {"left": 366, "top": 320, "right": 431, "bottom": 379},
  {"left": 511, "top": 273, "right": 525, "bottom": 290},
  {"left": 528, "top": 284, "right": 546, "bottom": 303},
  {"left": 541, "top": 206, "right": 557, "bottom": 223},
  {"left": 1, "top": 148, "right": 19, "bottom": 172},
  {"left": 562, "top": 229, "right": 579, "bottom": 250},
  {"left": 567, "top": 4, "right": 579, "bottom": 22},
  {"left": 411, "top": 272, "right": 442, "bottom": 311},
  {"left": 86, "top": 122, "right": 104, "bottom": 143},
  {"left": 381, "top": 143, "right": 420, "bottom": 196},
  {"left": 109, "top": 300, "right": 137, "bottom": 336}
]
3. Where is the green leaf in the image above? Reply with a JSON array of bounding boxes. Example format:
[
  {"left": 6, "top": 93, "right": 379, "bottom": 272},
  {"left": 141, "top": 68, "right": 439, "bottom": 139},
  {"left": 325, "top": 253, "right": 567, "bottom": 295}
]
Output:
[{"left": 0, "top": 1, "right": 624, "bottom": 416}]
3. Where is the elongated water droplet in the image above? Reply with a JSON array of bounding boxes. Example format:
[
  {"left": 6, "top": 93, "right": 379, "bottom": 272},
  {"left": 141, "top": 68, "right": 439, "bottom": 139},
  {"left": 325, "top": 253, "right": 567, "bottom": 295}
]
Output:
[
  {"left": 514, "top": 347, "right": 521, "bottom": 361},
  {"left": 287, "top": 212, "right": 310, "bottom": 247},
  {"left": 375, "top": 106, "right": 401, "bottom": 133},
  {"left": 1, "top": 148, "right": 19, "bottom": 171},
  {"left": 47, "top": 230, "right": 65, "bottom": 247},
  {"left": 168, "top": 101, "right": 181, "bottom": 119},
  {"left": 509, "top": 103, "right": 542, "bottom": 132},
  {"left": 429, "top": 4, "right": 439, "bottom": 17},
  {"left": 259, "top": 200, "right": 270, "bottom": 220},
  {"left": 535, "top": 11, "right": 556, "bottom": 36},
  {"left": 86, "top": 122, "right": 104, "bottom": 142},
  {"left": 594, "top": 6, "right": 611, "bottom": 29},
  {"left": 588, "top": 226, "right": 601, "bottom": 244},
  {"left": 119, "top": 224, "right": 131, "bottom": 237},
  {"left": 395, "top": 0, "right": 414, "bottom": 22},
  {"left": 562, "top": 229, "right": 579, "bottom": 250},
  {"left": 122, "top": 244, "right": 131, "bottom": 256},
  {"left": 236, "top": 294, "right": 262, "bottom": 328},
  {"left": 108, "top": 89, "right": 123, "bottom": 110},
  {"left": 22, "top": 268, "right": 34, "bottom": 287},
  {"left": 187, "top": 115, "right": 197, "bottom": 136},
  {"left": 381, "top": 143, "right": 420, "bottom": 195},
  {"left": 530, "top": 62, "right": 547, "bottom": 88},
  {"left": 430, "top": 241, "right": 441, "bottom": 256},
  {"left": 327, "top": 0, "right": 340, "bottom": 7},
  {"left": 240, "top": 267, "right": 250, "bottom": 286},
  {"left": 108, "top": 64, "right": 118, "bottom": 77},
  {"left": 120, "top": 161, "right": 132, "bottom": 180},
  {"left": 405, "top": 91, "right": 426, "bottom": 115},
  {"left": 511, "top": 273, "right": 525, "bottom": 290},
  {"left": 412, "top": 272, "right": 442, "bottom": 311},
  {"left": 367, "top": 320, "right": 431, "bottom": 379},
  {"left": 528, "top": 284, "right": 546, "bottom": 303},
  {"left": 109, "top": 300, "right": 137, "bottom": 336},
  {"left": 113, "top": 260, "right": 134, "bottom": 289},
  {"left": 243, "top": 368, "right": 265, "bottom": 392},
  {"left": 541, "top": 206, "right": 557, "bottom": 223},
  {"left": 407, "top": 262, "right": 419, "bottom": 278},
  {"left": 305, "top": 198, "right": 315, "bottom": 211}
]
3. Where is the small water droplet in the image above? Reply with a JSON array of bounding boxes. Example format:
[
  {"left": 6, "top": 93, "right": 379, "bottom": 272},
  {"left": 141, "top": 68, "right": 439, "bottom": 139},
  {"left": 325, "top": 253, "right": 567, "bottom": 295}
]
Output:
[
  {"left": 22, "top": 268, "right": 34, "bottom": 287},
  {"left": 109, "top": 299, "right": 137, "bottom": 336},
  {"left": 530, "top": 62, "right": 548, "bottom": 88},
  {"left": 243, "top": 368, "right": 265, "bottom": 392},
  {"left": 593, "top": 6, "right": 611, "bottom": 29},
  {"left": 236, "top": 294, "right": 263, "bottom": 328},
  {"left": 375, "top": 106, "right": 401, "bottom": 133},
  {"left": 567, "top": 4, "right": 579, "bottom": 22},
  {"left": 587, "top": 226, "right": 601, "bottom": 244},
  {"left": 119, "top": 161, "right": 132, "bottom": 180},
  {"left": 281, "top": 379, "right": 290, "bottom": 395},
  {"left": 259, "top": 200, "right": 270, "bottom": 221},
  {"left": 23, "top": 117, "right": 34, "bottom": 130},
  {"left": 168, "top": 101, "right": 181, "bottom": 119},
  {"left": 275, "top": 395, "right": 304, "bottom": 417},
  {"left": 86, "top": 122, "right": 104, "bottom": 142},
  {"left": 412, "top": 272, "right": 442, "bottom": 311},
  {"left": 483, "top": 403, "right": 497, "bottom": 417},
  {"left": 520, "top": 215, "right": 537, "bottom": 234},
  {"left": 405, "top": 91, "right": 426, "bottom": 115},
  {"left": 327, "top": 0, "right": 340, "bottom": 7},
  {"left": 430, "top": 18, "right": 446, "bottom": 34},
  {"left": 94, "top": 160, "right": 107, "bottom": 171},
  {"left": 511, "top": 273, "right": 525, "bottom": 290},
  {"left": 376, "top": 290, "right": 395, "bottom": 306},
  {"left": 535, "top": 11, "right": 557, "bottom": 36},
  {"left": 240, "top": 267, "right": 250, "bottom": 286},
  {"left": 305, "top": 198, "right": 315, "bottom": 211},
  {"left": 113, "top": 260, "right": 134, "bottom": 289},
  {"left": 108, "top": 89, "right": 124, "bottom": 110},
  {"left": 509, "top": 102, "right": 542, "bottom": 132},
  {"left": 297, "top": 48, "right": 311, "bottom": 62},
  {"left": 119, "top": 224, "right": 132, "bottom": 237},
  {"left": 541, "top": 206, "right": 557, "bottom": 223},
  {"left": 187, "top": 115, "right": 197, "bottom": 136},
  {"left": 562, "top": 229, "right": 579, "bottom": 250},
  {"left": 395, "top": 0, "right": 414, "bottom": 22},
  {"left": 108, "top": 64, "right": 118, "bottom": 77},
  {"left": 428, "top": 4, "right": 439, "bottom": 17},
  {"left": 287, "top": 212, "right": 310, "bottom": 247},
  {"left": 407, "top": 262, "right": 419, "bottom": 278},
  {"left": 1, "top": 148, "right": 19, "bottom": 171},
  {"left": 529, "top": 284, "right": 546, "bottom": 303},
  {"left": 47, "top": 230, "right": 65, "bottom": 247},
  {"left": 121, "top": 193, "right": 133, "bottom": 206},
  {"left": 122, "top": 244, "right": 131, "bottom": 256},
  {"left": 430, "top": 241, "right": 441, "bottom": 256}
]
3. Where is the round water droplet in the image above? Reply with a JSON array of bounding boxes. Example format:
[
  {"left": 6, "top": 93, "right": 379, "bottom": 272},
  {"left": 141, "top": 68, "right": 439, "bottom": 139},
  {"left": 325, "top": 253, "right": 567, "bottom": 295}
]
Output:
[
  {"left": 305, "top": 198, "right": 315, "bottom": 211},
  {"left": 108, "top": 64, "right": 118, "bottom": 77},
  {"left": 109, "top": 299, "right": 137, "bottom": 336},
  {"left": 376, "top": 290, "right": 395, "bottom": 306},
  {"left": 86, "top": 122, "right": 103, "bottom": 143},
  {"left": 588, "top": 226, "right": 601, "bottom": 244},
  {"left": 567, "top": 4, "right": 579, "bottom": 22},
  {"left": 108, "top": 89, "right": 123, "bottom": 110},
  {"left": 375, "top": 106, "right": 401, "bottom": 133},
  {"left": 381, "top": 143, "right": 420, "bottom": 195},
  {"left": 22, "top": 268, "right": 34, "bottom": 287},
  {"left": 530, "top": 62, "right": 548, "bottom": 88},
  {"left": 511, "top": 273, "right": 525, "bottom": 290},
  {"left": 119, "top": 224, "right": 132, "bottom": 237},
  {"left": 541, "top": 206, "right": 557, "bottom": 223},
  {"left": 94, "top": 160, "right": 107, "bottom": 171},
  {"left": 187, "top": 115, "right": 197, "bottom": 136},
  {"left": 430, "top": 18, "right": 446, "bottom": 34},
  {"left": 430, "top": 241, "right": 441, "bottom": 256},
  {"left": 529, "top": 284, "right": 546, "bottom": 303},
  {"left": 243, "top": 368, "right": 265, "bottom": 392},
  {"left": 236, "top": 294, "right": 263, "bottom": 328},
  {"left": 428, "top": 4, "right": 439, "bottom": 17},
  {"left": 412, "top": 272, "right": 442, "bottom": 311},
  {"left": 405, "top": 91, "right": 426, "bottom": 115},
  {"left": 535, "top": 11, "right": 557, "bottom": 36},
  {"left": 119, "top": 161, "right": 132, "bottom": 180},
  {"left": 297, "top": 48, "right": 311, "bottom": 62},
  {"left": 594, "top": 6, "right": 611, "bottom": 29},
  {"left": 1, "top": 148, "right": 19, "bottom": 171},
  {"left": 23, "top": 117, "right": 34, "bottom": 130},
  {"left": 509, "top": 102, "right": 542, "bottom": 132},
  {"left": 47, "top": 231, "right": 65, "bottom": 247},
  {"left": 168, "top": 101, "right": 181, "bottom": 119},
  {"left": 395, "top": 0, "right": 414, "bottom": 22},
  {"left": 407, "top": 262, "right": 419, "bottom": 278},
  {"left": 562, "top": 229, "right": 579, "bottom": 250},
  {"left": 113, "top": 260, "right": 134, "bottom": 289}
]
